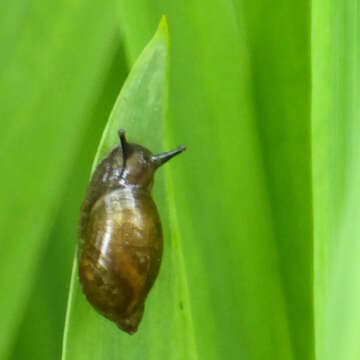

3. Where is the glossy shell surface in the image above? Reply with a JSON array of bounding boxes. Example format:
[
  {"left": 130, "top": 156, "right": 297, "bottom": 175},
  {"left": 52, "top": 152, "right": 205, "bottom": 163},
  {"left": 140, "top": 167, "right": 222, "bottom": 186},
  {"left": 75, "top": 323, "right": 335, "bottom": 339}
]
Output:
[{"left": 78, "top": 131, "right": 184, "bottom": 334}]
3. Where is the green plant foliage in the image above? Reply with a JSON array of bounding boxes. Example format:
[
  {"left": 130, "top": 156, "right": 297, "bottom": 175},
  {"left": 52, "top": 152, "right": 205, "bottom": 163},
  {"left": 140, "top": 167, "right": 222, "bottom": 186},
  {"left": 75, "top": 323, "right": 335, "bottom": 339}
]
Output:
[
  {"left": 118, "top": 2, "right": 312, "bottom": 359},
  {"left": 0, "top": 2, "right": 120, "bottom": 359},
  {"left": 312, "top": 1, "right": 360, "bottom": 359},
  {"left": 62, "top": 18, "right": 200, "bottom": 360},
  {"left": 1, "top": 1, "right": 359, "bottom": 360},
  {"left": 63, "top": 5, "right": 309, "bottom": 359},
  {"left": 9, "top": 45, "right": 129, "bottom": 360}
]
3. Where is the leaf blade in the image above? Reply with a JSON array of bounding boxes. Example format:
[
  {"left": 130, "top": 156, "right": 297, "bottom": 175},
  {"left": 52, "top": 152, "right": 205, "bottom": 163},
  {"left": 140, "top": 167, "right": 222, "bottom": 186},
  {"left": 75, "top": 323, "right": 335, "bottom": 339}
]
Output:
[
  {"left": 313, "top": 1, "right": 360, "bottom": 359},
  {"left": 62, "top": 17, "right": 197, "bottom": 360},
  {"left": 118, "top": 2, "right": 302, "bottom": 359},
  {"left": 0, "top": 2, "right": 118, "bottom": 358}
]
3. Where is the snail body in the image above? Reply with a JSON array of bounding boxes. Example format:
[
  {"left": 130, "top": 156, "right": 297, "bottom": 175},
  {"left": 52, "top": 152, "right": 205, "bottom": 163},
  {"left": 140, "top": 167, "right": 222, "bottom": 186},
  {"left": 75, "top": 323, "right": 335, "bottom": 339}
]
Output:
[{"left": 78, "top": 130, "right": 185, "bottom": 334}]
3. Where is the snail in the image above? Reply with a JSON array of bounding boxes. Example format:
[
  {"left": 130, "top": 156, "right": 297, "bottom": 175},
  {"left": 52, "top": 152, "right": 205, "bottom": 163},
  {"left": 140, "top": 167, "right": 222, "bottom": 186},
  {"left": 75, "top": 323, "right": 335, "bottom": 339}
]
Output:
[{"left": 78, "top": 129, "right": 185, "bottom": 334}]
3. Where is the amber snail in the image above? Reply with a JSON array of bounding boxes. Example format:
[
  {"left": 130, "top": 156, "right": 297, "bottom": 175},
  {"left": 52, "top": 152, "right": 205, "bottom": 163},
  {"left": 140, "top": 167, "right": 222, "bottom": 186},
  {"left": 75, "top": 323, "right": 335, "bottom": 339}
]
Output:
[{"left": 78, "top": 129, "right": 185, "bottom": 334}]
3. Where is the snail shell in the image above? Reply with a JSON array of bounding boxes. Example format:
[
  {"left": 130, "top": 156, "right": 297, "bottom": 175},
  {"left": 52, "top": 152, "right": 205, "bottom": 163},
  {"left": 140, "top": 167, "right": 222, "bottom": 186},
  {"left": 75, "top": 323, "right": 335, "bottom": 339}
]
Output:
[{"left": 78, "top": 130, "right": 185, "bottom": 334}]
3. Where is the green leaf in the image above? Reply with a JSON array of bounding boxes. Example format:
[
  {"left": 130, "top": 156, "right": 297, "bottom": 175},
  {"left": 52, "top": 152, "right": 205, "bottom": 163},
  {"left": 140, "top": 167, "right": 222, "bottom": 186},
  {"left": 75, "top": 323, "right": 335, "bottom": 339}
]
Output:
[
  {"left": 313, "top": 1, "right": 360, "bottom": 359},
  {"left": 2, "top": 0, "right": 357, "bottom": 359},
  {"left": 9, "top": 44, "right": 129, "bottom": 360},
  {"left": 62, "top": 17, "right": 198, "bottom": 360},
  {"left": 238, "top": 2, "right": 314, "bottom": 358},
  {"left": 118, "top": 1, "right": 313, "bottom": 359},
  {"left": 0, "top": 2, "right": 119, "bottom": 358}
]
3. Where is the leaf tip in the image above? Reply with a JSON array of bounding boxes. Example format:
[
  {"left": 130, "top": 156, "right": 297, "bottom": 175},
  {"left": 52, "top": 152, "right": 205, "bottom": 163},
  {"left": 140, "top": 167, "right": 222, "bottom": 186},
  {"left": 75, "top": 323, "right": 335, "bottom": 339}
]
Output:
[{"left": 157, "top": 15, "right": 169, "bottom": 43}]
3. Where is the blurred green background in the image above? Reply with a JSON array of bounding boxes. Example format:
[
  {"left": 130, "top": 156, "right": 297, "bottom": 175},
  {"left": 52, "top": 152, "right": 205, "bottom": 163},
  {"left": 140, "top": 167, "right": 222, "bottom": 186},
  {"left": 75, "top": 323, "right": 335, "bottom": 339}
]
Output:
[{"left": 1, "top": 1, "right": 360, "bottom": 359}]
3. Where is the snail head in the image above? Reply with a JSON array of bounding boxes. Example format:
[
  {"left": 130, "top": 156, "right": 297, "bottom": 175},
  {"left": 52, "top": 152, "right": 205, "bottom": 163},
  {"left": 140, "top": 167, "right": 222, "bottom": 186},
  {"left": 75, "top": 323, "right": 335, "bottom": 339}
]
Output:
[{"left": 118, "top": 129, "right": 185, "bottom": 189}]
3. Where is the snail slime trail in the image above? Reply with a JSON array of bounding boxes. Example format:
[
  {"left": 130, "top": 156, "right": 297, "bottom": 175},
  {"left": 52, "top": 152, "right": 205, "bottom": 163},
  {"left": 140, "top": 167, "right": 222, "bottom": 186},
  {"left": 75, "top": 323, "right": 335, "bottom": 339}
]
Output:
[{"left": 78, "top": 130, "right": 186, "bottom": 334}]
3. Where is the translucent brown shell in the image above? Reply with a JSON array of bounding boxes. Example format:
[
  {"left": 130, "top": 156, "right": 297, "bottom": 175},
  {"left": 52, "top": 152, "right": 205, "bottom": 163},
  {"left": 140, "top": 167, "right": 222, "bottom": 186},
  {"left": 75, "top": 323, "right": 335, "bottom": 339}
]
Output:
[{"left": 78, "top": 130, "right": 185, "bottom": 334}]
